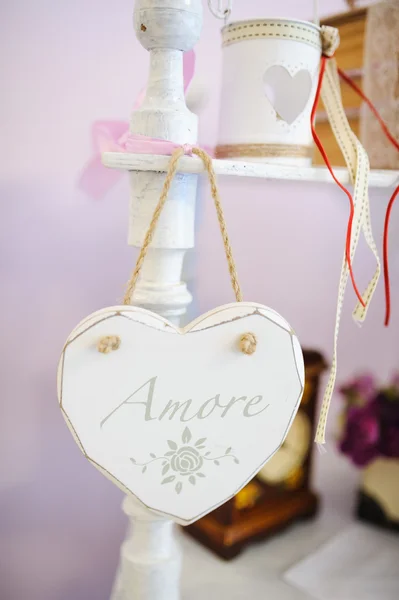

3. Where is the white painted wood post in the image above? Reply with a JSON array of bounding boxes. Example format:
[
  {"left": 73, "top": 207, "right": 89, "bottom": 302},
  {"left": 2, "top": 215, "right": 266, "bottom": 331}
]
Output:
[
  {"left": 110, "top": 496, "right": 182, "bottom": 600},
  {"left": 110, "top": 1, "right": 203, "bottom": 599}
]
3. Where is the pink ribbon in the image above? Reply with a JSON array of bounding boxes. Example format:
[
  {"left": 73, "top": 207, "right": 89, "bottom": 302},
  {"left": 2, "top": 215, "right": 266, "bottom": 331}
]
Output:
[
  {"left": 124, "top": 134, "right": 194, "bottom": 156},
  {"left": 79, "top": 51, "right": 196, "bottom": 200}
]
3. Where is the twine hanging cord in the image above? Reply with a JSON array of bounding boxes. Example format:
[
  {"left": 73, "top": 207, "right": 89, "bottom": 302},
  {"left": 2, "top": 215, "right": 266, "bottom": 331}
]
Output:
[
  {"left": 122, "top": 146, "right": 243, "bottom": 305},
  {"left": 99, "top": 146, "right": 256, "bottom": 356}
]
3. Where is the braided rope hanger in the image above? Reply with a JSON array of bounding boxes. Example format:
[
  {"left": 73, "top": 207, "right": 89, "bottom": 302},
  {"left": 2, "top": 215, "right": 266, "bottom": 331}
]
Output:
[{"left": 99, "top": 147, "right": 257, "bottom": 357}]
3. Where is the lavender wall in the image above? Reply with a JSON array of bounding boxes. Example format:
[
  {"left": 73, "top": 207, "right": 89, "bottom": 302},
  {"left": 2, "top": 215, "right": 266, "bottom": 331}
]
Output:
[{"left": 0, "top": 1, "right": 396, "bottom": 599}]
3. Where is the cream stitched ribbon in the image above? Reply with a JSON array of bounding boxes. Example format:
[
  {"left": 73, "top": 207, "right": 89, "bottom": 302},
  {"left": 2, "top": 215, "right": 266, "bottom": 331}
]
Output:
[{"left": 315, "top": 27, "right": 381, "bottom": 445}]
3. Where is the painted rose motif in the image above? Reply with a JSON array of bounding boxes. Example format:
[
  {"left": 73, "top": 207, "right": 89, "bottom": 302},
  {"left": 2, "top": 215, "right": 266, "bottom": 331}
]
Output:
[
  {"left": 171, "top": 447, "right": 203, "bottom": 474},
  {"left": 131, "top": 427, "right": 239, "bottom": 495}
]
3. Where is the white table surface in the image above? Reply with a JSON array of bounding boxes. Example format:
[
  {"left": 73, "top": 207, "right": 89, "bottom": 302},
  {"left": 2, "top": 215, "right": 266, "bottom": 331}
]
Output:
[
  {"left": 0, "top": 438, "right": 390, "bottom": 600},
  {"left": 179, "top": 447, "right": 363, "bottom": 600}
]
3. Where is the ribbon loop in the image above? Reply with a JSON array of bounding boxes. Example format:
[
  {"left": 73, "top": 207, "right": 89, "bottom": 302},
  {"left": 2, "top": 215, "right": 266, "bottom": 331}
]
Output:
[
  {"left": 321, "top": 25, "right": 340, "bottom": 58},
  {"left": 182, "top": 143, "right": 194, "bottom": 156},
  {"left": 78, "top": 50, "right": 196, "bottom": 199}
]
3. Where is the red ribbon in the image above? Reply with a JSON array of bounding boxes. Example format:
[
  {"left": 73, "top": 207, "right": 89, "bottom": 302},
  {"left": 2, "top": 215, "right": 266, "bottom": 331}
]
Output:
[
  {"left": 310, "top": 55, "right": 365, "bottom": 308},
  {"left": 337, "top": 68, "right": 399, "bottom": 327},
  {"left": 311, "top": 54, "right": 399, "bottom": 324}
]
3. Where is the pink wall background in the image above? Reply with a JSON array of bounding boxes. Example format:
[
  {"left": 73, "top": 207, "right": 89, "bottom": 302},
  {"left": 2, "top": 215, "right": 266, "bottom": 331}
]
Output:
[{"left": 0, "top": 1, "right": 397, "bottom": 599}]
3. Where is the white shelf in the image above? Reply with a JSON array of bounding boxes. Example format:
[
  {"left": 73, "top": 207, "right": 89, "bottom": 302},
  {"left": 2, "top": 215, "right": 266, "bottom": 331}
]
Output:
[{"left": 102, "top": 152, "right": 399, "bottom": 188}]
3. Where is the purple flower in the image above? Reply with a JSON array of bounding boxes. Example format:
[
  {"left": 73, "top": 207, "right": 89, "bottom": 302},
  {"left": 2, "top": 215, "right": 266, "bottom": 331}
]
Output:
[
  {"left": 354, "top": 374, "right": 377, "bottom": 399},
  {"left": 340, "top": 374, "right": 377, "bottom": 406},
  {"left": 376, "top": 390, "right": 399, "bottom": 459},
  {"left": 338, "top": 372, "right": 399, "bottom": 466},
  {"left": 380, "top": 425, "right": 399, "bottom": 458},
  {"left": 339, "top": 402, "right": 380, "bottom": 467},
  {"left": 376, "top": 392, "right": 399, "bottom": 426}
]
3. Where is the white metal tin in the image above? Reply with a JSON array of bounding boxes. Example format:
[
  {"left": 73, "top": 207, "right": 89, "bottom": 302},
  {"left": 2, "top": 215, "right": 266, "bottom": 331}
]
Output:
[{"left": 217, "top": 18, "right": 322, "bottom": 166}]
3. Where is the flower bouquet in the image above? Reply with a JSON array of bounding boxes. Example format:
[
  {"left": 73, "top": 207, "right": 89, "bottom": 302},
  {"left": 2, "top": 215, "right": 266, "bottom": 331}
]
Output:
[{"left": 338, "top": 374, "right": 399, "bottom": 531}]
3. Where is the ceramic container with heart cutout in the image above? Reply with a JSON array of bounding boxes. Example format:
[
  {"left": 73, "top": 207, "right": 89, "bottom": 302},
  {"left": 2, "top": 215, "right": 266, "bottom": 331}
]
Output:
[{"left": 215, "top": 18, "right": 322, "bottom": 166}]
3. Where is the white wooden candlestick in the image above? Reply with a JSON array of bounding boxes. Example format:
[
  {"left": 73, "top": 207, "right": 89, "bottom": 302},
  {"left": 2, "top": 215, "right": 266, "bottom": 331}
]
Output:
[
  {"left": 110, "top": 496, "right": 181, "bottom": 600},
  {"left": 110, "top": 1, "right": 203, "bottom": 599}
]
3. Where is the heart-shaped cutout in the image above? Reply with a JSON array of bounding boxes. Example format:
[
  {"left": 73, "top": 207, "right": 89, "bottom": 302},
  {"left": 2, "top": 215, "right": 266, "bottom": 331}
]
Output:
[
  {"left": 263, "top": 66, "right": 313, "bottom": 124},
  {"left": 58, "top": 302, "right": 304, "bottom": 525}
]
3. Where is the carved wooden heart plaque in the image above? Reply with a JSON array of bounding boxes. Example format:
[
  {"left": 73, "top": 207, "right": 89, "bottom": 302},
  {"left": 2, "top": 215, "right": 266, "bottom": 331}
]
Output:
[{"left": 58, "top": 302, "right": 304, "bottom": 525}]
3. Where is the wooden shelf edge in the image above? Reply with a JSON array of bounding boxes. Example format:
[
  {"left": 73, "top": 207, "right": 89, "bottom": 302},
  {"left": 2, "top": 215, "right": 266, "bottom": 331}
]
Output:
[{"left": 102, "top": 152, "right": 399, "bottom": 189}]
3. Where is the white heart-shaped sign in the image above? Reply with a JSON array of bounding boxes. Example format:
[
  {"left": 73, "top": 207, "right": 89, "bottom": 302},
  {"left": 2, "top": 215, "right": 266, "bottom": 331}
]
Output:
[
  {"left": 263, "top": 66, "right": 312, "bottom": 124},
  {"left": 58, "top": 302, "right": 304, "bottom": 525}
]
